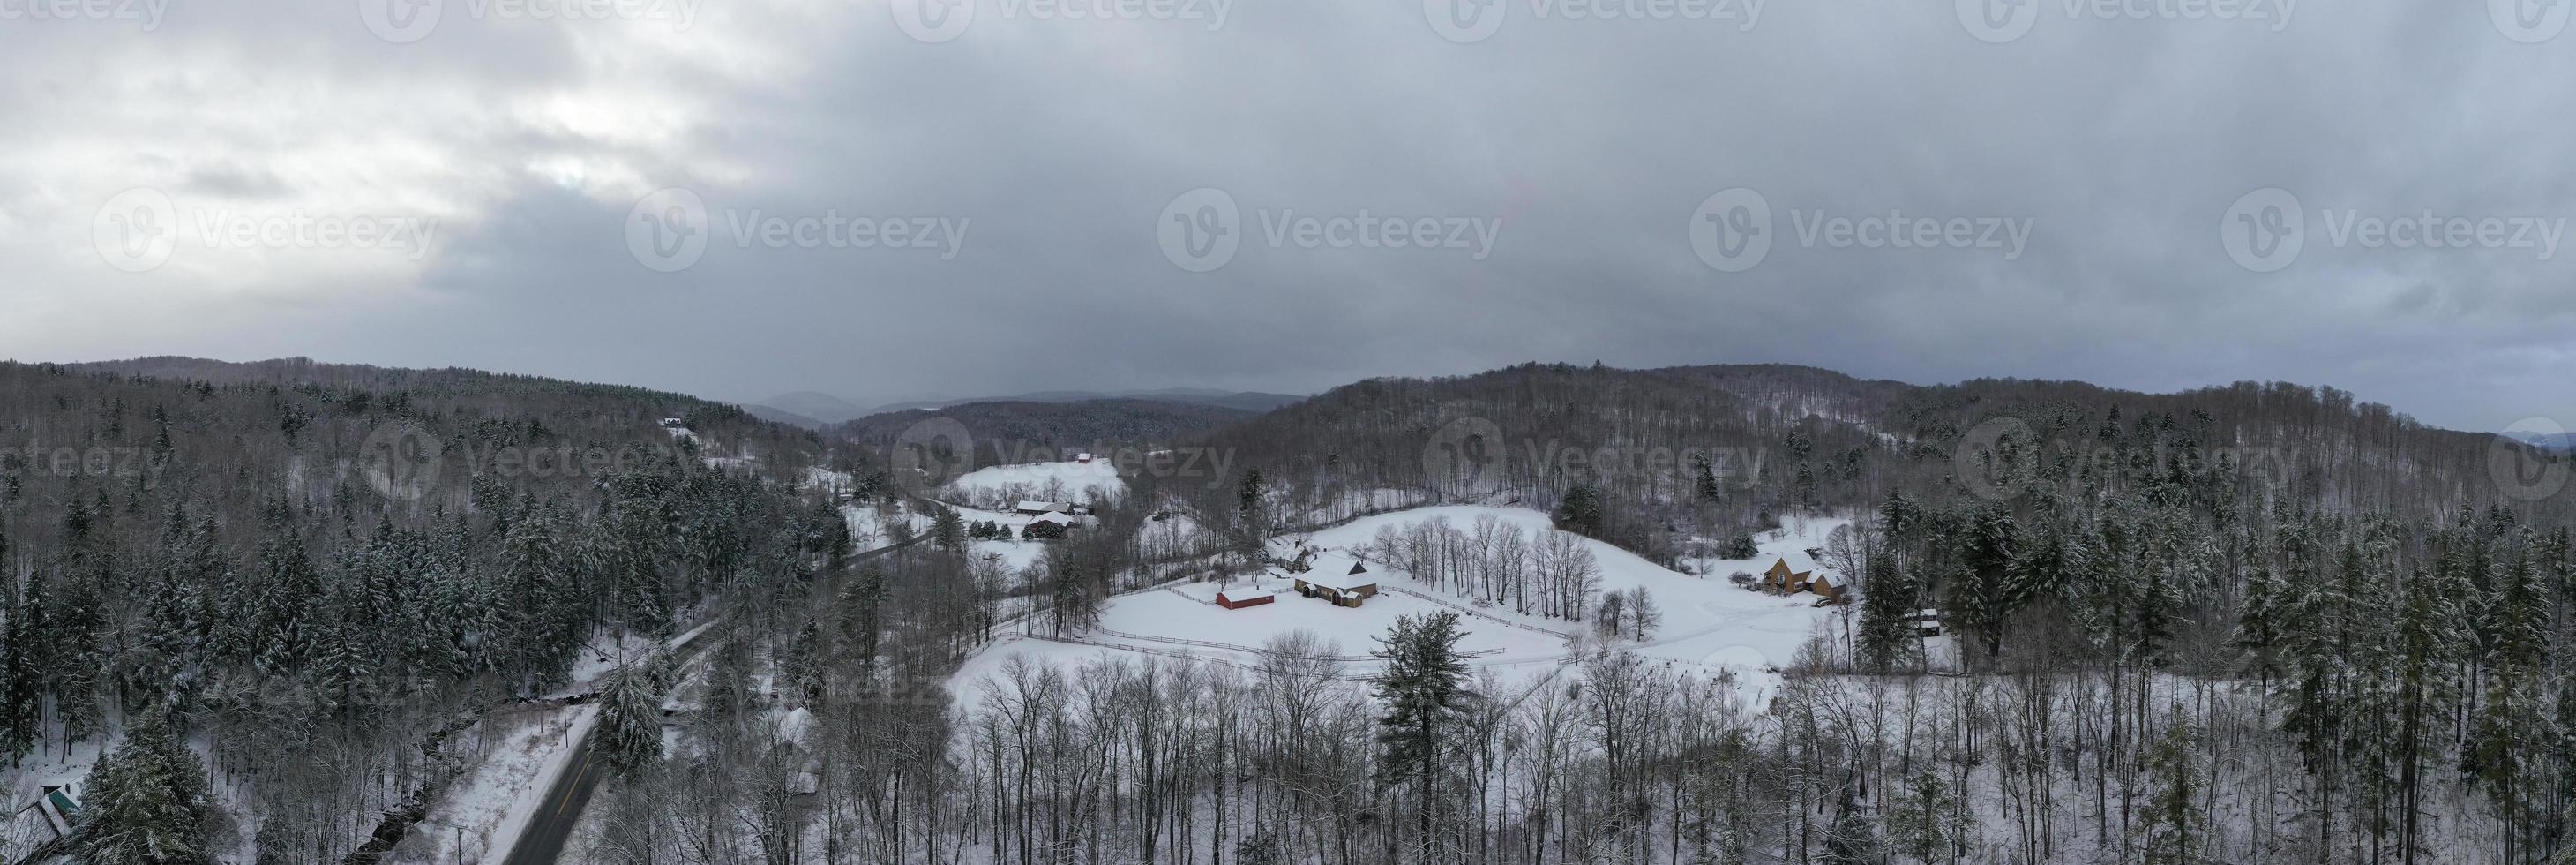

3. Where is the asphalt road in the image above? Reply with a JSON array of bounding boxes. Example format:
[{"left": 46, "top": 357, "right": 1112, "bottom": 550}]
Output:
[
  {"left": 498, "top": 533, "right": 925, "bottom": 864},
  {"left": 500, "top": 742, "right": 604, "bottom": 865}
]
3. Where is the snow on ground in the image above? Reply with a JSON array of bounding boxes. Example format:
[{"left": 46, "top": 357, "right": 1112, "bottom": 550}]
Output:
[
  {"left": 950, "top": 505, "right": 1857, "bottom": 713},
  {"left": 926, "top": 500, "right": 1099, "bottom": 574},
  {"left": 389, "top": 705, "right": 595, "bottom": 865},
  {"left": 805, "top": 465, "right": 855, "bottom": 496},
  {"left": 0, "top": 736, "right": 110, "bottom": 862},
  {"left": 1680, "top": 510, "right": 1853, "bottom": 582},
  {"left": 971, "top": 538, "right": 1051, "bottom": 573},
  {"left": 841, "top": 500, "right": 932, "bottom": 550},
  {"left": 941, "top": 459, "right": 1126, "bottom": 506}
]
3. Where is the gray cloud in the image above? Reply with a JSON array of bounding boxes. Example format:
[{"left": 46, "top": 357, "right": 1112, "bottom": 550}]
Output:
[{"left": 3, "top": 0, "right": 2572, "bottom": 431}]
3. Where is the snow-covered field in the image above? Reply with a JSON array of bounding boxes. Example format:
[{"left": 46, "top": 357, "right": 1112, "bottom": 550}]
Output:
[
  {"left": 842, "top": 500, "right": 932, "bottom": 550},
  {"left": 932, "top": 493, "right": 1107, "bottom": 574},
  {"left": 941, "top": 459, "right": 1126, "bottom": 507},
  {"left": 951, "top": 505, "right": 1855, "bottom": 711}
]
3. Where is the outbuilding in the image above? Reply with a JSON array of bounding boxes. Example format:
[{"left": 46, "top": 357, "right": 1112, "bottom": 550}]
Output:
[
  {"left": 1216, "top": 588, "right": 1276, "bottom": 610},
  {"left": 1808, "top": 571, "right": 1848, "bottom": 604}
]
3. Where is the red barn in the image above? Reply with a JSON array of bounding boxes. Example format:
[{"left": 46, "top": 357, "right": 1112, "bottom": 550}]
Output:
[{"left": 1216, "top": 588, "right": 1275, "bottom": 610}]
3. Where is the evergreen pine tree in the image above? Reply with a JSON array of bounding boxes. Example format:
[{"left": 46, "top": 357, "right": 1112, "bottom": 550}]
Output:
[
  {"left": 930, "top": 504, "right": 967, "bottom": 553},
  {"left": 1819, "top": 781, "right": 1883, "bottom": 865},
  {"left": 1238, "top": 467, "right": 1267, "bottom": 523},
  {"left": 1371, "top": 612, "right": 1479, "bottom": 855},
  {"left": 1554, "top": 485, "right": 1606, "bottom": 538},
  {"left": 79, "top": 711, "right": 216, "bottom": 865},
  {"left": 1856, "top": 548, "right": 1918, "bottom": 672},
  {"left": 598, "top": 656, "right": 670, "bottom": 775},
  {"left": 2137, "top": 716, "right": 2205, "bottom": 865},
  {"left": 1692, "top": 455, "right": 1725, "bottom": 504}
]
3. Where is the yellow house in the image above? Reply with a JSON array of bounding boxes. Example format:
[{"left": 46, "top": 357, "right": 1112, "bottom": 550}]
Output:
[
  {"left": 1762, "top": 557, "right": 1813, "bottom": 594},
  {"left": 1762, "top": 554, "right": 1847, "bottom": 603}
]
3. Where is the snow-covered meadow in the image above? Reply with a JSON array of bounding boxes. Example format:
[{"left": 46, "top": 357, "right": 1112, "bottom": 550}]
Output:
[{"left": 950, "top": 504, "right": 1858, "bottom": 711}]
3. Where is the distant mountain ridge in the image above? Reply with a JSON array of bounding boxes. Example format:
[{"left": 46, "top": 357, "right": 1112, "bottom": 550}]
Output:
[
  {"left": 756, "top": 390, "right": 877, "bottom": 425},
  {"left": 751, "top": 387, "right": 1306, "bottom": 426},
  {"left": 828, "top": 398, "right": 1258, "bottom": 459}
]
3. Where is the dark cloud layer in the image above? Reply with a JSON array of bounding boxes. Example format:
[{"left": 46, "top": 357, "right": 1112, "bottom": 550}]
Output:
[{"left": 4, "top": 0, "right": 2572, "bottom": 431}]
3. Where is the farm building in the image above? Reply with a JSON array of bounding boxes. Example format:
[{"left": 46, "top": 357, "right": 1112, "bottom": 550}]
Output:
[
  {"left": 1290, "top": 556, "right": 1380, "bottom": 607},
  {"left": 1022, "top": 512, "right": 1072, "bottom": 539},
  {"left": 1016, "top": 500, "right": 1075, "bottom": 515},
  {"left": 1216, "top": 588, "right": 1276, "bottom": 610},
  {"left": 4, "top": 785, "right": 75, "bottom": 861}
]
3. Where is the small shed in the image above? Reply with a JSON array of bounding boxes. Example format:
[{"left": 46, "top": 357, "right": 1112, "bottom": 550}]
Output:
[
  {"left": 1216, "top": 588, "right": 1276, "bottom": 610},
  {"left": 1903, "top": 608, "right": 1943, "bottom": 636}
]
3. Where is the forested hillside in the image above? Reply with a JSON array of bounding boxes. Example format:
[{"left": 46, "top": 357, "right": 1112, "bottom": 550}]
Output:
[
  {"left": 1132, "top": 363, "right": 2566, "bottom": 558},
  {"left": 12, "top": 358, "right": 2576, "bottom": 865},
  {"left": 1065, "top": 362, "right": 2576, "bottom": 863},
  {"left": 0, "top": 358, "right": 854, "bottom": 862}
]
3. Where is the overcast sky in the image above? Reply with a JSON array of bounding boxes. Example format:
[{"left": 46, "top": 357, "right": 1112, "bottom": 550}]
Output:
[{"left": 3, "top": 0, "right": 2572, "bottom": 430}]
